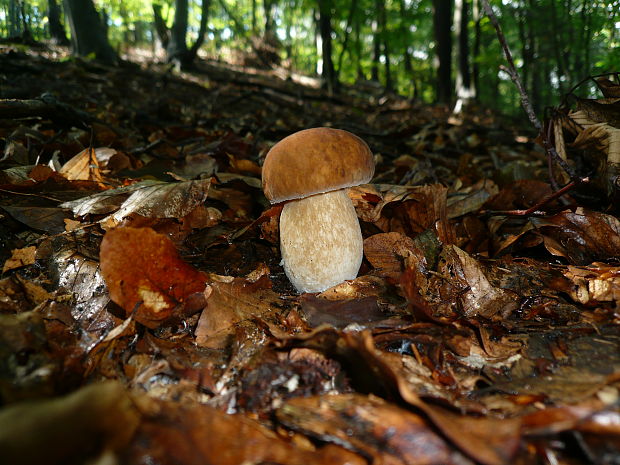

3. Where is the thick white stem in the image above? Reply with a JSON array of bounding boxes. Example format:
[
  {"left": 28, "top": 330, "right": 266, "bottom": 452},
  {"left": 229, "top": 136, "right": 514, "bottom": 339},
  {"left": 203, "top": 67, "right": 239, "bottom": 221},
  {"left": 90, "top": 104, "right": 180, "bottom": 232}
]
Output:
[{"left": 279, "top": 189, "right": 363, "bottom": 293}]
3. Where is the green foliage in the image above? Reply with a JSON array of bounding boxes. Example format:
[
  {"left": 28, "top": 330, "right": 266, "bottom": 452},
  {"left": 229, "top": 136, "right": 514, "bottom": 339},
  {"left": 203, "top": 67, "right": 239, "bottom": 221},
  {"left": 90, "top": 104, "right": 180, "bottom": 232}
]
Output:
[{"left": 1, "top": 0, "right": 619, "bottom": 115}]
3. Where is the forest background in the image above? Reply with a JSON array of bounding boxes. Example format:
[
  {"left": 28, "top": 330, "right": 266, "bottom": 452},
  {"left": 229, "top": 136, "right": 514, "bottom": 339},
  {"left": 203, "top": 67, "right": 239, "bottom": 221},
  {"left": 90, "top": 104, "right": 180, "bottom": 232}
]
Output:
[{"left": 3, "top": 0, "right": 620, "bottom": 118}]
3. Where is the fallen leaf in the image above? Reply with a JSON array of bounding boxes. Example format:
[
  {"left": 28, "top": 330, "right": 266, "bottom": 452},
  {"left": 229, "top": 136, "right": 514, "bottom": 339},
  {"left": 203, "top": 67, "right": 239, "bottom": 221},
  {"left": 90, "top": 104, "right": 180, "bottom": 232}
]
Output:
[
  {"left": 99, "top": 227, "right": 210, "bottom": 328},
  {"left": 2, "top": 246, "right": 37, "bottom": 273},
  {"left": 195, "top": 275, "right": 281, "bottom": 349},
  {"left": 127, "top": 397, "right": 364, "bottom": 465},
  {"left": 59, "top": 147, "right": 105, "bottom": 183},
  {"left": 277, "top": 393, "right": 455, "bottom": 465}
]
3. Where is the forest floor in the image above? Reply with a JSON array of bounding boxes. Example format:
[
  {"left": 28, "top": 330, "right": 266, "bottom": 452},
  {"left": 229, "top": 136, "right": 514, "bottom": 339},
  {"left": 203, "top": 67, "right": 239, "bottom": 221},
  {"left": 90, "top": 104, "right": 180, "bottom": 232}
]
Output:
[{"left": 1, "top": 43, "right": 620, "bottom": 465}]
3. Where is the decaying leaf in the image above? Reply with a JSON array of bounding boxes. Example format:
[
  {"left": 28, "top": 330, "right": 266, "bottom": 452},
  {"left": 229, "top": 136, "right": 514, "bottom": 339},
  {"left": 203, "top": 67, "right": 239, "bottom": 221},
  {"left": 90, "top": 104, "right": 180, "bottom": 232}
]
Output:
[
  {"left": 195, "top": 275, "right": 281, "bottom": 349},
  {"left": 127, "top": 396, "right": 364, "bottom": 465},
  {"left": 2, "top": 246, "right": 37, "bottom": 273},
  {"left": 277, "top": 393, "right": 455, "bottom": 465},
  {"left": 99, "top": 227, "right": 210, "bottom": 328}
]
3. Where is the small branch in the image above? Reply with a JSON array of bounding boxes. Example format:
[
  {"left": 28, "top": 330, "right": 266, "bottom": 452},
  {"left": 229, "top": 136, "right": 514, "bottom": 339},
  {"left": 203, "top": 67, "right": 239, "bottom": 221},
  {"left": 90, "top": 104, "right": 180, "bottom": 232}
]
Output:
[
  {"left": 481, "top": 0, "right": 577, "bottom": 180},
  {"left": 484, "top": 177, "right": 589, "bottom": 217}
]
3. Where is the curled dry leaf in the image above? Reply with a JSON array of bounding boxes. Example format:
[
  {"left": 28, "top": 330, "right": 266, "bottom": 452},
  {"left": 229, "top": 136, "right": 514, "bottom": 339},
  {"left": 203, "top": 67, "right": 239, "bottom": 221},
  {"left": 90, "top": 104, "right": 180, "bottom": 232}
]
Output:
[
  {"left": 99, "top": 227, "right": 210, "bottom": 328},
  {"left": 344, "top": 331, "right": 521, "bottom": 465},
  {"left": 61, "top": 179, "right": 211, "bottom": 225},
  {"left": 531, "top": 208, "right": 620, "bottom": 264}
]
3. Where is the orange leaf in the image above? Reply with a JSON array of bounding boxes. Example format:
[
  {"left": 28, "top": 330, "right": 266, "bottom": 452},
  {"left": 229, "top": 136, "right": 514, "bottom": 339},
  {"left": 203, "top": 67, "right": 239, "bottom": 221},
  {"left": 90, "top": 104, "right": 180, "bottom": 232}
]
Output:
[{"left": 99, "top": 227, "right": 210, "bottom": 328}]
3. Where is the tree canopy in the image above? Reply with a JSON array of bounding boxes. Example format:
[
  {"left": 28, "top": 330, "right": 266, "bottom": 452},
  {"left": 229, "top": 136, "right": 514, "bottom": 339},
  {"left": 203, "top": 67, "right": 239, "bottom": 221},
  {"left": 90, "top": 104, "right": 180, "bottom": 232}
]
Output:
[{"left": 1, "top": 0, "right": 619, "bottom": 114}]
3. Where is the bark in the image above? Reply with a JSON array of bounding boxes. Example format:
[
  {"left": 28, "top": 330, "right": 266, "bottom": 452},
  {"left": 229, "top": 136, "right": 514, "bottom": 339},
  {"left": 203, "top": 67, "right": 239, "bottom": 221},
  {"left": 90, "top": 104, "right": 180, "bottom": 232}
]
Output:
[
  {"left": 188, "top": 0, "right": 211, "bottom": 62},
  {"left": 472, "top": 0, "right": 481, "bottom": 98},
  {"left": 432, "top": 0, "right": 453, "bottom": 104},
  {"left": 167, "top": 0, "right": 189, "bottom": 65},
  {"left": 47, "top": 0, "right": 69, "bottom": 45},
  {"left": 377, "top": 0, "right": 392, "bottom": 91},
  {"left": 398, "top": 0, "right": 414, "bottom": 96},
  {"left": 152, "top": 3, "right": 170, "bottom": 49},
  {"left": 453, "top": 0, "right": 474, "bottom": 112},
  {"left": 335, "top": 0, "right": 358, "bottom": 81},
  {"left": 63, "top": 0, "right": 118, "bottom": 65},
  {"left": 371, "top": 18, "right": 380, "bottom": 82},
  {"left": 264, "top": 0, "right": 276, "bottom": 33},
  {"left": 317, "top": 0, "right": 336, "bottom": 94}
]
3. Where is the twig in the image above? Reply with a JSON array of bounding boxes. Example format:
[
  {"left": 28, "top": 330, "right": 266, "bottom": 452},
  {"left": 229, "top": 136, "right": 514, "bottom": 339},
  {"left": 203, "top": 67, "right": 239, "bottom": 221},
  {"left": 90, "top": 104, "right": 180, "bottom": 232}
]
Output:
[
  {"left": 481, "top": 0, "right": 578, "bottom": 181},
  {"left": 483, "top": 177, "right": 588, "bottom": 216}
]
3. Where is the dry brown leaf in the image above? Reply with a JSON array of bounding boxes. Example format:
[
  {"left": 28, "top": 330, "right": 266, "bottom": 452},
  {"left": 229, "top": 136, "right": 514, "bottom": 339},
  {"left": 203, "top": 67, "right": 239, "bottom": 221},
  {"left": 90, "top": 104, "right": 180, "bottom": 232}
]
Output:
[
  {"left": 127, "top": 396, "right": 364, "bottom": 465},
  {"left": 345, "top": 331, "right": 522, "bottom": 465},
  {"left": 99, "top": 227, "right": 210, "bottom": 328},
  {"left": 195, "top": 275, "right": 280, "bottom": 349},
  {"left": 59, "top": 147, "right": 105, "bottom": 183},
  {"left": 364, "top": 231, "right": 420, "bottom": 278},
  {"left": 2, "top": 246, "right": 37, "bottom": 273},
  {"left": 277, "top": 393, "right": 454, "bottom": 465}
]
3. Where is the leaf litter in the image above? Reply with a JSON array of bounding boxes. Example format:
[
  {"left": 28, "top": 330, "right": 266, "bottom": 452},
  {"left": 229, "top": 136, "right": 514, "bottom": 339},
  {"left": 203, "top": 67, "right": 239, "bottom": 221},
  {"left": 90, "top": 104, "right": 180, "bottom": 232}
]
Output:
[{"left": 1, "top": 50, "right": 620, "bottom": 464}]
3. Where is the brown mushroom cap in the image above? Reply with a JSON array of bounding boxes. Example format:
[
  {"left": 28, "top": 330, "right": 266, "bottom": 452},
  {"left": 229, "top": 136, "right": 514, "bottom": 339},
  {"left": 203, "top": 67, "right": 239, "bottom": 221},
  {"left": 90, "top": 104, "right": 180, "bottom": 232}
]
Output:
[{"left": 262, "top": 127, "right": 374, "bottom": 204}]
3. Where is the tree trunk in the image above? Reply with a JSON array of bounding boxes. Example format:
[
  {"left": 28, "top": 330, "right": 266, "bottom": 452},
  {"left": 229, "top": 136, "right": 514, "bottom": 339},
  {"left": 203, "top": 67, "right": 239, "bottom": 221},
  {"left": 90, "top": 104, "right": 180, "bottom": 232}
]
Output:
[
  {"left": 376, "top": 0, "right": 392, "bottom": 91},
  {"left": 317, "top": 0, "right": 336, "bottom": 94},
  {"left": 152, "top": 3, "right": 170, "bottom": 49},
  {"left": 472, "top": 0, "right": 481, "bottom": 99},
  {"left": 371, "top": 18, "right": 380, "bottom": 82},
  {"left": 432, "top": 0, "right": 453, "bottom": 104},
  {"left": 398, "top": 0, "right": 414, "bottom": 96},
  {"left": 47, "top": 0, "right": 69, "bottom": 45},
  {"left": 335, "top": 0, "right": 358, "bottom": 82},
  {"left": 453, "top": 0, "right": 474, "bottom": 112},
  {"left": 187, "top": 0, "right": 211, "bottom": 62},
  {"left": 167, "top": 0, "right": 189, "bottom": 66},
  {"left": 354, "top": 16, "right": 364, "bottom": 79},
  {"left": 264, "top": 0, "right": 275, "bottom": 33},
  {"left": 63, "top": 0, "right": 118, "bottom": 65},
  {"left": 9, "top": 0, "right": 21, "bottom": 37}
]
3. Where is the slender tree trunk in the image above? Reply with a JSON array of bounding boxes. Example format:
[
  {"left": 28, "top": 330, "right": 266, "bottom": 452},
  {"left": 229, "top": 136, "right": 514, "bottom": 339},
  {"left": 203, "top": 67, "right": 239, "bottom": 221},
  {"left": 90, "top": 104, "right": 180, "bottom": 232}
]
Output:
[
  {"left": 47, "top": 0, "right": 69, "bottom": 45},
  {"left": 317, "top": 0, "right": 336, "bottom": 94},
  {"left": 354, "top": 15, "right": 364, "bottom": 79},
  {"left": 371, "top": 18, "right": 380, "bottom": 81},
  {"left": 398, "top": 0, "right": 414, "bottom": 96},
  {"left": 453, "top": 0, "right": 474, "bottom": 112},
  {"left": 167, "top": 0, "right": 189, "bottom": 66},
  {"left": 335, "top": 0, "right": 358, "bottom": 81},
  {"left": 152, "top": 3, "right": 170, "bottom": 49},
  {"left": 187, "top": 0, "right": 211, "bottom": 61},
  {"left": 252, "top": 0, "right": 257, "bottom": 33},
  {"left": 432, "top": 0, "right": 453, "bottom": 104},
  {"left": 9, "top": 0, "right": 21, "bottom": 37},
  {"left": 472, "top": 0, "right": 481, "bottom": 98},
  {"left": 63, "top": 0, "right": 118, "bottom": 64},
  {"left": 376, "top": 0, "right": 392, "bottom": 91},
  {"left": 264, "top": 0, "right": 275, "bottom": 33}
]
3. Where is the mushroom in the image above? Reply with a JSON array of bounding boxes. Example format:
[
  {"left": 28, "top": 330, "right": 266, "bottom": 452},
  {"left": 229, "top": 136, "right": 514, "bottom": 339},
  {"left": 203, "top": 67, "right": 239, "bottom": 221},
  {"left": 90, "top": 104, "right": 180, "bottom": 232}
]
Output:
[{"left": 262, "top": 127, "right": 374, "bottom": 293}]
